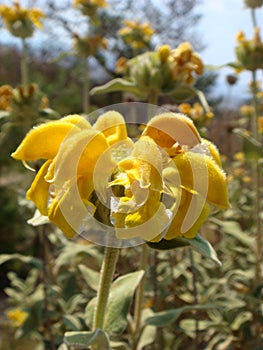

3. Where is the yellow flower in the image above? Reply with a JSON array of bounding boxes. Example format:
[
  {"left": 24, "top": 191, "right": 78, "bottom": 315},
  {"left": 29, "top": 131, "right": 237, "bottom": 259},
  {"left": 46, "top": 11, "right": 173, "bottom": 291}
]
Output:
[
  {"left": 73, "top": 0, "right": 108, "bottom": 8},
  {"left": 158, "top": 45, "right": 171, "bottom": 62},
  {"left": 115, "top": 56, "right": 128, "bottom": 74},
  {"left": 0, "top": 1, "right": 45, "bottom": 38},
  {"left": 7, "top": 308, "right": 28, "bottom": 327},
  {"left": 258, "top": 116, "right": 263, "bottom": 133},
  {"left": 172, "top": 42, "right": 204, "bottom": 84},
  {"left": 0, "top": 84, "right": 13, "bottom": 110},
  {"left": 12, "top": 112, "right": 229, "bottom": 242},
  {"left": 234, "top": 152, "right": 245, "bottom": 161},
  {"left": 118, "top": 19, "right": 154, "bottom": 50},
  {"left": 73, "top": 33, "right": 107, "bottom": 57},
  {"left": 179, "top": 102, "right": 213, "bottom": 125},
  {"left": 244, "top": 0, "right": 263, "bottom": 9},
  {"left": 73, "top": 0, "right": 108, "bottom": 20},
  {"left": 240, "top": 104, "right": 254, "bottom": 117},
  {"left": 235, "top": 27, "right": 263, "bottom": 71}
]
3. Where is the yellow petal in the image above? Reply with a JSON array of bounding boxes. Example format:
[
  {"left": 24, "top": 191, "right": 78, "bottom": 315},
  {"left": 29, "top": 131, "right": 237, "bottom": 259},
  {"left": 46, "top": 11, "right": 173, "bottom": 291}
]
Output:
[
  {"left": 48, "top": 185, "right": 96, "bottom": 239},
  {"left": 11, "top": 121, "right": 81, "bottom": 161},
  {"left": 173, "top": 152, "right": 230, "bottom": 208},
  {"left": 26, "top": 160, "right": 52, "bottom": 215},
  {"left": 93, "top": 111, "right": 128, "bottom": 145},
  {"left": 48, "top": 196, "right": 76, "bottom": 239},
  {"left": 142, "top": 113, "right": 201, "bottom": 149},
  {"left": 114, "top": 192, "right": 170, "bottom": 242},
  {"left": 202, "top": 138, "right": 222, "bottom": 167},
  {"left": 52, "top": 129, "right": 109, "bottom": 182},
  {"left": 165, "top": 187, "right": 210, "bottom": 239},
  {"left": 61, "top": 114, "right": 92, "bottom": 129}
]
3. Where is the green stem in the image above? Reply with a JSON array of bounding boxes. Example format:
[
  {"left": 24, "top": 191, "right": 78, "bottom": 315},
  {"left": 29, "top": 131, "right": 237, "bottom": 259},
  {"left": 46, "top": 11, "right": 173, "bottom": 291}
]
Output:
[
  {"left": 92, "top": 246, "right": 120, "bottom": 330},
  {"left": 251, "top": 8, "right": 257, "bottom": 27},
  {"left": 39, "top": 226, "right": 56, "bottom": 350},
  {"left": 82, "top": 57, "right": 90, "bottom": 114},
  {"left": 251, "top": 70, "right": 262, "bottom": 284},
  {"left": 251, "top": 71, "right": 259, "bottom": 141},
  {"left": 131, "top": 243, "right": 148, "bottom": 350},
  {"left": 189, "top": 248, "right": 199, "bottom": 349},
  {"left": 21, "top": 38, "right": 29, "bottom": 88},
  {"left": 148, "top": 91, "right": 158, "bottom": 105}
]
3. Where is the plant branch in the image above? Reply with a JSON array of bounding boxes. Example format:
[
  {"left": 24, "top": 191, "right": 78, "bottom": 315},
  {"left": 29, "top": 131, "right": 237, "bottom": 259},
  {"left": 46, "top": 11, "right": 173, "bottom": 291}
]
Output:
[{"left": 92, "top": 246, "right": 120, "bottom": 330}]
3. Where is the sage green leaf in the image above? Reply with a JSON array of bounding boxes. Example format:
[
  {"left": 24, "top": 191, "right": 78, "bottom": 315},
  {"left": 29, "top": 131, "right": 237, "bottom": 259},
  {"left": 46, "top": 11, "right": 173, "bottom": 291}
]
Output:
[
  {"left": 54, "top": 242, "right": 99, "bottom": 272},
  {"left": 211, "top": 218, "right": 254, "bottom": 247},
  {"left": 57, "top": 345, "right": 69, "bottom": 350},
  {"left": 147, "top": 234, "right": 221, "bottom": 265},
  {"left": 137, "top": 308, "right": 156, "bottom": 350},
  {"left": 205, "top": 64, "right": 226, "bottom": 71},
  {"left": 0, "top": 111, "right": 11, "bottom": 119},
  {"left": 188, "top": 234, "right": 222, "bottom": 266},
  {"left": 90, "top": 78, "right": 142, "bottom": 97},
  {"left": 145, "top": 304, "right": 217, "bottom": 327},
  {"left": 78, "top": 264, "right": 100, "bottom": 291},
  {"left": 193, "top": 88, "right": 211, "bottom": 114},
  {"left": 104, "top": 270, "right": 145, "bottom": 335},
  {"left": 110, "top": 341, "right": 130, "bottom": 350},
  {"left": 85, "top": 271, "right": 144, "bottom": 335},
  {"left": 39, "top": 108, "right": 60, "bottom": 119},
  {"left": 171, "top": 85, "right": 196, "bottom": 101},
  {"left": 85, "top": 297, "right": 96, "bottom": 328},
  {"left": 180, "top": 319, "right": 214, "bottom": 337},
  {"left": 231, "top": 311, "right": 252, "bottom": 331},
  {"left": 0, "top": 254, "right": 42, "bottom": 269},
  {"left": 64, "top": 329, "right": 111, "bottom": 350},
  {"left": 234, "top": 128, "right": 263, "bottom": 160},
  {"left": 226, "top": 62, "right": 243, "bottom": 70},
  {"left": 63, "top": 315, "right": 83, "bottom": 331}
]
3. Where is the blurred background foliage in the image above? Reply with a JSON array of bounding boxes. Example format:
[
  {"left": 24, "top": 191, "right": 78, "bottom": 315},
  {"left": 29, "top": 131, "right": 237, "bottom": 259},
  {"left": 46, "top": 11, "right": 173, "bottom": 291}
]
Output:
[{"left": 0, "top": 0, "right": 262, "bottom": 349}]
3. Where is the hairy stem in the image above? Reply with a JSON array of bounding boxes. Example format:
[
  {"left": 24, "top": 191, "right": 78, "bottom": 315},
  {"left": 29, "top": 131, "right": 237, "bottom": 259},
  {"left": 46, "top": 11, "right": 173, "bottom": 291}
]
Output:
[
  {"left": 39, "top": 226, "right": 56, "bottom": 350},
  {"left": 189, "top": 248, "right": 199, "bottom": 349},
  {"left": 92, "top": 246, "right": 120, "bottom": 330},
  {"left": 21, "top": 38, "right": 29, "bottom": 88},
  {"left": 131, "top": 244, "right": 148, "bottom": 350},
  {"left": 251, "top": 71, "right": 262, "bottom": 284},
  {"left": 82, "top": 57, "right": 90, "bottom": 114}
]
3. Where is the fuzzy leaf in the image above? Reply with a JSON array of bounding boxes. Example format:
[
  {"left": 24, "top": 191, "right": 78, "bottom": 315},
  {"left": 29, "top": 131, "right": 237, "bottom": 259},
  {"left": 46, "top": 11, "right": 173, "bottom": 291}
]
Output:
[
  {"left": 86, "top": 271, "right": 144, "bottom": 335},
  {"left": 54, "top": 242, "right": 99, "bottom": 272},
  {"left": 148, "top": 234, "right": 221, "bottom": 265},
  {"left": 110, "top": 341, "right": 130, "bottom": 350},
  {"left": 234, "top": 128, "right": 263, "bottom": 160},
  {"left": 90, "top": 78, "right": 143, "bottom": 97},
  {"left": 145, "top": 304, "right": 217, "bottom": 327},
  {"left": 137, "top": 309, "right": 156, "bottom": 350},
  {"left": 188, "top": 234, "right": 222, "bottom": 266},
  {"left": 104, "top": 270, "right": 145, "bottom": 335},
  {"left": 0, "top": 254, "right": 42, "bottom": 268},
  {"left": 63, "top": 315, "right": 82, "bottom": 331},
  {"left": 78, "top": 264, "right": 100, "bottom": 291},
  {"left": 211, "top": 218, "right": 254, "bottom": 247},
  {"left": 0, "top": 111, "right": 11, "bottom": 119},
  {"left": 64, "top": 329, "right": 111, "bottom": 349},
  {"left": 171, "top": 85, "right": 196, "bottom": 101}
]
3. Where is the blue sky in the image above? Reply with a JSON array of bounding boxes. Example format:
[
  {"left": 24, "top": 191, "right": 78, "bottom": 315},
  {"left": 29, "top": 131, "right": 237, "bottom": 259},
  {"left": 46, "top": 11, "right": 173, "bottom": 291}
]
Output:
[{"left": 197, "top": 0, "right": 263, "bottom": 102}]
